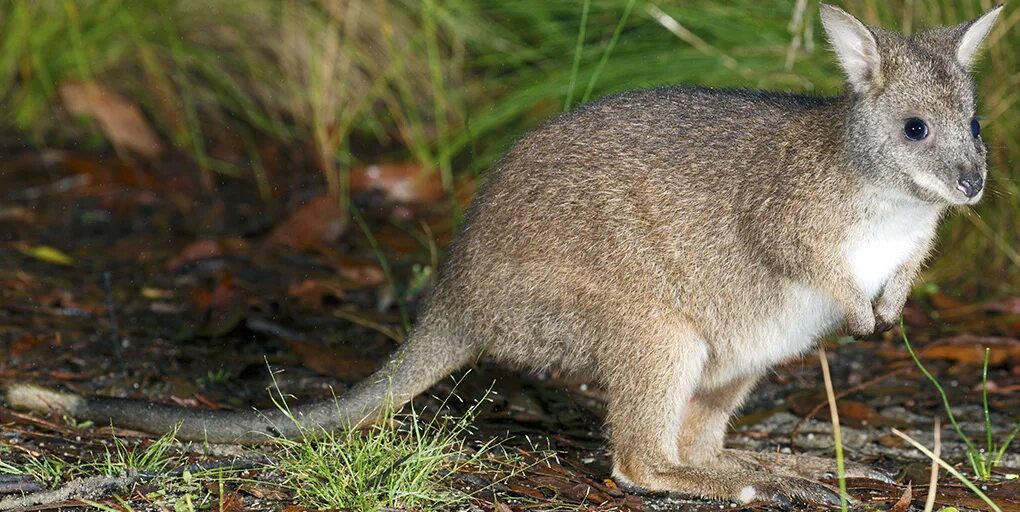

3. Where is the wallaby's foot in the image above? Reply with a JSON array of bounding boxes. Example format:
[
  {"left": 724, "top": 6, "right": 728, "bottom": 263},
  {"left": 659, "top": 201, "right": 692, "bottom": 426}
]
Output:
[
  {"left": 617, "top": 465, "right": 843, "bottom": 508},
  {"left": 723, "top": 449, "right": 895, "bottom": 484},
  {"left": 744, "top": 474, "right": 844, "bottom": 508}
]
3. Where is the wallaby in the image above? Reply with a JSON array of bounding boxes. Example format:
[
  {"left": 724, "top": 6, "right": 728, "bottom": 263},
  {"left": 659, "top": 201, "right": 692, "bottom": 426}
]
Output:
[{"left": 6, "top": 4, "right": 1003, "bottom": 506}]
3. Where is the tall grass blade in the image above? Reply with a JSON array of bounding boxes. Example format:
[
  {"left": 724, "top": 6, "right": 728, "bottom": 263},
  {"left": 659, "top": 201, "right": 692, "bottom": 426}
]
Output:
[
  {"left": 900, "top": 320, "right": 981, "bottom": 459},
  {"left": 891, "top": 428, "right": 1002, "bottom": 512},
  {"left": 581, "top": 0, "right": 638, "bottom": 104},
  {"left": 564, "top": 0, "right": 591, "bottom": 111},
  {"left": 818, "top": 347, "right": 848, "bottom": 512}
]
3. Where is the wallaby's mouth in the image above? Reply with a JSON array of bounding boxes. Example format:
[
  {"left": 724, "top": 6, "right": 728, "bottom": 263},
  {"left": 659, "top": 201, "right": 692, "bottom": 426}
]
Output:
[
  {"left": 956, "top": 171, "right": 985, "bottom": 204},
  {"left": 910, "top": 173, "right": 984, "bottom": 206}
]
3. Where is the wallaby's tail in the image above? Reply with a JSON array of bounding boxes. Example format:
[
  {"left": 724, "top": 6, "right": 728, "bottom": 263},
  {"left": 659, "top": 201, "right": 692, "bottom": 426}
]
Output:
[{"left": 5, "top": 327, "right": 474, "bottom": 444}]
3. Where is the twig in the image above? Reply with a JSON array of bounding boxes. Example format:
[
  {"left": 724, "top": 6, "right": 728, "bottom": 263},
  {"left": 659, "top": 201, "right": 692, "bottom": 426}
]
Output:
[
  {"left": 0, "top": 474, "right": 141, "bottom": 511},
  {"left": 924, "top": 418, "right": 941, "bottom": 512},
  {"left": 330, "top": 308, "right": 404, "bottom": 343},
  {"left": 818, "top": 347, "right": 848, "bottom": 512},
  {"left": 890, "top": 428, "right": 1001, "bottom": 512},
  {"left": 0, "top": 475, "right": 45, "bottom": 495},
  {"left": 790, "top": 366, "right": 911, "bottom": 451},
  {"left": 0, "top": 457, "right": 272, "bottom": 511},
  {"left": 102, "top": 271, "right": 123, "bottom": 353},
  {"left": 142, "top": 455, "right": 273, "bottom": 480}
]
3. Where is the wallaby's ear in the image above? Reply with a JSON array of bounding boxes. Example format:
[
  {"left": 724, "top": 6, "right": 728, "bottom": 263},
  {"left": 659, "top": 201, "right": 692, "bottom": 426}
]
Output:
[
  {"left": 955, "top": 4, "right": 1004, "bottom": 69},
  {"left": 819, "top": 3, "right": 882, "bottom": 94}
]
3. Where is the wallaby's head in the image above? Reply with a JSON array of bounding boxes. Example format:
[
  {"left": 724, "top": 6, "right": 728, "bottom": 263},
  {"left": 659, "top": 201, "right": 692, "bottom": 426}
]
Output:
[{"left": 819, "top": 3, "right": 1004, "bottom": 205}]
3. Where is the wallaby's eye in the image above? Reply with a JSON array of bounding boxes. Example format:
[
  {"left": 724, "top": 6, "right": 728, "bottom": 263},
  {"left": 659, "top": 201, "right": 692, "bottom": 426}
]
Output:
[
  {"left": 904, "top": 118, "right": 929, "bottom": 141},
  {"left": 970, "top": 117, "right": 981, "bottom": 138}
]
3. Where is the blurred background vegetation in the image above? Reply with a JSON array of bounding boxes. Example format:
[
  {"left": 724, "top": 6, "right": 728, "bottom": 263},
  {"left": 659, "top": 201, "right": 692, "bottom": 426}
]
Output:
[{"left": 0, "top": 0, "right": 1016, "bottom": 296}]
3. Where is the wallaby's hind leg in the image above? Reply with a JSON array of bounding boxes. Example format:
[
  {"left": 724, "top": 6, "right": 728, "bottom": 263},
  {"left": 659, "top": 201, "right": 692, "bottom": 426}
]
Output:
[
  {"left": 676, "top": 370, "right": 891, "bottom": 483},
  {"left": 603, "top": 322, "right": 709, "bottom": 478},
  {"left": 676, "top": 374, "right": 761, "bottom": 466},
  {"left": 604, "top": 327, "right": 841, "bottom": 507},
  {"left": 676, "top": 369, "right": 893, "bottom": 487}
]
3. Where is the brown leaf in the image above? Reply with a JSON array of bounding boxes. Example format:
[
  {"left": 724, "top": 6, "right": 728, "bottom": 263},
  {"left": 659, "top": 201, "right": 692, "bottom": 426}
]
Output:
[
  {"left": 61, "top": 155, "right": 158, "bottom": 190},
  {"left": 506, "top": 482, "right": 547, "bottom": 500},
  {"left": 837, "top": 400, "right": 880, "bottom": 425},
  {"left": 60, "top": 82, "right": 163, "bottom": 158},
  {"left": 351, "top": 163, "right": 444, "bottom": 203},
  {"left": 935, "top": 481, "right": 1020, "bottom": 512},
  {"left": 210, "top": 490, "right": 244, "bottom": 512},
  {"left": 267, "top": 195, "right": 347, "bottom": 251},
  {"left": 286, "top": 338, "right": 382, "bottom": 381},
  {"left": 9, "top": 335, "right": 45, "bottom": 359},
  {"left": 929, "top": 292, "right": 967, "bottom": 312},
  {"left": 920, "top": 335, "right": 1020, "bottom": 365},
  {"left": 166, "top": 240, "right": 224, "bottom": 271},
  {"left": 237, "top": 483, "right": 290, "bottom": 500},
  {"left": 889, "top": 483, "right": 912, "bottom": 512},
  {"left": 337, "top": 259, "right": 386, "bottom": 287},
  {"left": 981, "top": 297, "right": 1020, "bottom": 315},
  {"left": 287, "top": 279, "right": 346, "bottom": 309}
]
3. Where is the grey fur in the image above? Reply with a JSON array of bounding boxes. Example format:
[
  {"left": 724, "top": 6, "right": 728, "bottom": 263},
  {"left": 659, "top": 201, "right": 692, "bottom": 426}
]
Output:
[{"left": 5, "top": 3, "right": 1003, "bottom": 506}]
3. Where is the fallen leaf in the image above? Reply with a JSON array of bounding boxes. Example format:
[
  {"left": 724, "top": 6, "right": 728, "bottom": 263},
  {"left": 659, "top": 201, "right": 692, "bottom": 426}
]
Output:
[
  {"left": 351, "top": 163, "right": 444, "bottom": 203},
  {"left": 287, "top": 279, "right": 346, "bottom": 309},
  {"left": 981, "top": 297, "right": 1020, "bottom": 315},
  {"left": 837, "top": 400, "right": 880, "bottom": 425},
  {"left": 9, "top": 335, "right": 45, "bottom": 360},
  {"left": 929, "top": 292, "right": 967, "bottom": 312},
  {"left": 60, "top": 155, "right": 167, "bottom": 191},
  {"left": 934, "top": 481, "right": 1020, "bottom": 512},
  {"left": 266, "top": 195, "right": 347, "bottom": 251},
  {"left": 920, "top": 335, "right": 1020, "bottom": 366},
  {"left": 209, "top": 490, "right": 244, "bottom": 512},
  {"left": 506, "top": 482, "right": 547, "bottom": 500},
  {"left": 237, "top": 483, "right": 290, "bottom": 500},
  {"left": 286, "top": 338, "right": 381, "bottom": 381},
  {"left": 141, "top": 287, "right": 174, "bottom": 299},
  {"left": 166, "top": 240, "right": 225, "bottom": 271},
  {"left": 60, "top": 82, "right": 163, "bottom": 158},
  {"left": 0, "top": 206, "right": 36, "bottom": 223},
  {"left": 889, "top": 483, "right": 911, "bottom": 512},
  {"left": 337, "top": 259, "right": 386, "bottom": 287},
  {"left": 16, "top": 243, "right": 73, "bottom": 266}
]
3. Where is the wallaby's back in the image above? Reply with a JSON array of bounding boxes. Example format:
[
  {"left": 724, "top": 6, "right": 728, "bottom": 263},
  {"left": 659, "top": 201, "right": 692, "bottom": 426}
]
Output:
[{"left": 425, "top": 87, "right": 858, "bottom": 376}]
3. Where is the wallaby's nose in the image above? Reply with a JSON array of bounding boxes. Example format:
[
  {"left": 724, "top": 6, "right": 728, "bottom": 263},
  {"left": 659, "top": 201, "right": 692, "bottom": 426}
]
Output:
[{"left": 957, "top": 172, "right": 984, "bottom": 199}]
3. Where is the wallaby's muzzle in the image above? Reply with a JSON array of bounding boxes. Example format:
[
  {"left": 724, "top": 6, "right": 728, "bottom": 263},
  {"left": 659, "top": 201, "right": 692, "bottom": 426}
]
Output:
[{"left": 957, "top": 171, "right": 984, "bottom": 200}]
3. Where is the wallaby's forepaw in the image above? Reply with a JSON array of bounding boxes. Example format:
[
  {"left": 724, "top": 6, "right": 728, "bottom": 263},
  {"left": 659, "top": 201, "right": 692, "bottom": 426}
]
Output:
[
  {"left": 845, "top": 305, "right": 876, "bottom": 338},
  {"left": 739, "top": 475, "right": 843, "bottom": 508},
  {"left": 873, "top": 301, "right": 902, "bottom": 334}
]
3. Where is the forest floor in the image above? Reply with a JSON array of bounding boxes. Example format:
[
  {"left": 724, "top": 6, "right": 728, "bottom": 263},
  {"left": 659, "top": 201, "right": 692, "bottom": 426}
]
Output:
[{"left": 1, "top": 153, "right": 1019, "bottom": 511}]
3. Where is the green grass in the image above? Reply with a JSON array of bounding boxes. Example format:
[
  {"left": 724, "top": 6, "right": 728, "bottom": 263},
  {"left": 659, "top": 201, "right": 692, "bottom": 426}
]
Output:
[
  {"left": 270, "top": 377, "right": 522, "bottom": 511},
  {"left": 0, "top": 429, "right": 239, "bottom": 509},
  {"left": 0, "top": 451, "right": 77, "bottom": 488},
  {"left": 1, "top": 0, "right": 1018, "bottom": 293},
  {"left": 900, "top": 320, "right": 1020, "bottom": 481}
]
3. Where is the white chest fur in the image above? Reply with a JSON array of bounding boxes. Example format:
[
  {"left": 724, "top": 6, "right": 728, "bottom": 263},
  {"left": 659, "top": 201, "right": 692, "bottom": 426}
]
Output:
[
  {"left": 708, "top": 195, "right": 941, "bottom": 388},
  {"left": 845, "top": 197, "right": 941, "bottom": 299}
]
